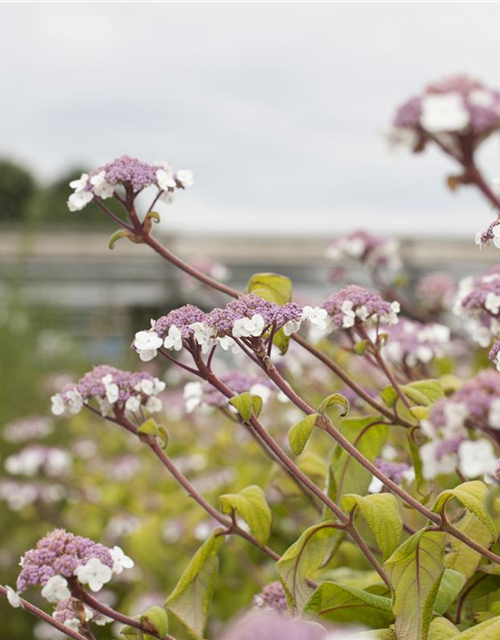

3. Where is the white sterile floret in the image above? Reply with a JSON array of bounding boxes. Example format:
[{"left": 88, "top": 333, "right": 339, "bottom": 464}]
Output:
[
  {"left": 218, "top": 336, "right": 242, "bottom": 354},
  {"left": 125, "top": 396, "right": 141, "bottom": 413},
  {"left": 145, "top": 396, "right": 162, "bottom": 413},
  {"left": 67, "top": 190, "right": 94, "bottom": 212},
  {"left": 469, "top": 89, "right": 494, "bottom": 107},
  {"left": 368, "top": 475, "right": 384, "bottom": 494},
  {"left": 302, "top": 306, "right": 328, "bottom": 330},
  {"left": 156, "top": 169, "right": 177, "bottom": 191},
  {"left": 69, "top": 173, "right": 89, "bottom": 193},
  {"left": 135, "top": 379, "right": 154, "bottom": 395},
  {"left": 341, "top": 300, "right": 356, "bottom": 328},
  {"left": 5, "top": 585, "right": 22, "bottom": 608},
  {"left": 176, "top": 170, "right": 194, "bottom": 187},
  {"left": 190, "top": 322, "right": 215, "bottom": 354},
  {"left": 110, "top": 546, "right": 134, "bottom": 575},
  {"left": 41, "top": 575, "right": 71, "bottom": 603},
  {"left": 458, "top": 439, "right": 498, "bottom": 478},
  {"left": 154, "top": 159, "right": 173, "bottom": 171},
  {"left": 283, "top": 319, "right": 302, "bottom": 337},
  {"left": 486, "top": 292, "right": 500, "bottom": 314},
  {"left": 488, "top": 399, "right": 500, "bottom": 429},
  {"left": 443, "top": 402, "right": 468, "bottom": 437},
  {"left": 420, "top": 92, "right": 470, "bottom": 133},
  {"left": 102, "top": 374, "right": 119, "bottom": 404},
  {"left": 343, "top": 237, "right": 365, "bottom": 258},
  {"left": 134, "top": 330, "right": 163, "bottom": 362},
  {"left": 51, "top": 394, "right": 66, "bottom": 416},
  {"left": 232, "top": 314, "right": 266, "bottom": 338},
  {"left": 59, "top": 618, "right": 81, "bottom": 632},
  {"left": 74, "top": 558, "right": 113, "bottom": 592},
  {"left": 163, "top": 326, "right": 183, "bottom": 351},
  {"left": 90, "top": 171, "right": 114, "bottom": 199},
  {"left": 184, "top": 381, "right": 204, "bottom": 413},
  {"left": 380, "top": 301, "right": 400, "bottom": 325},
  {"left": 476, "top": 230, "right": 484, "bottom": 246}
]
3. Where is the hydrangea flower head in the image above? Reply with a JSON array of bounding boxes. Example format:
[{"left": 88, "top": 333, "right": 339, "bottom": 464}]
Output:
[
  {"left": 382, "top": 318, "right": 450, "bottom": 368},
  {"left": 53, "top": 597, "right": 108, "bottom": 632},
  {"left": 394, "top": 75, "right": 500, "bottom": 138},
  {"left": 16, "top": 529, "right": 114, "bottom": 593},
  {"left": 321, "top": 285, "right": 399, "bottom": 330},
  {"left": 326, "top": 230, "right": 401, "bottom": 272},
  {"left": 51, "top": 366, "right": 165, "bottom": 418},
  {"left": 454, "top": 267, "right": 500, "bottom": 347},
  {"left": 415, "top": 272, "right": 456, "bottom": 313},
  {"left": 253, "top": 581, "right": 288, "bottom": 613}
]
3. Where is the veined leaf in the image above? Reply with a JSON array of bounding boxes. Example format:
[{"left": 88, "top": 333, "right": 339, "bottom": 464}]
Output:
[
  {"left": 452, "top": 616, "right": 500, "bottom": 639},
  {"left": 428, "top": 617, "right": 460, "bottom": 640},
  {"left": 288, "top": 414, "right": 318, "bottom": 455},
  {"left": 303, "top": 581, "right": 393, "bottom": 628},
  {"left": 326, "top": 417, "right": 388, "bottom": 506},
  {"left": 318, "top": 393, "right": 349, "bottom": 417},
  {"left": 352, "top": 630, "right": 397, "bottom": 640},
  {"left": 246, "top": 272, "right": 292, "bottom": 305},
  {"left": 401, "top": 379, "right": 445, "bottom": 407},
  {"left": 445, "top": 512, "right": 493, "bottom": 580},
  {"left": 341, "top": 493, "right": 403, "bottom": 559},
  {"left": 165, "top": 531, "right": 225, "bottom": 640},
  {"left": 140, "top": 606, "right": 169, "bottom": 639},
  {"left": 229, "top": 392, "right": 263, "bottom": 422},
  {"left": 381, "top": 385, "right": 399, "bottom": 409},
  {"left": 433, "top": 481, "right": 499, "bottom": 537},
  {"left": 219, "top": 485, "right": 272, "bottom": 547},
  {"left": 385, "top": 529, "right": 446, "bottom": 640},
  {"left": 276, "top": 521, "right": 339, "bottom": 611},
  {"left": 434, "top": 569, "right": 466, "bottom": 615}
]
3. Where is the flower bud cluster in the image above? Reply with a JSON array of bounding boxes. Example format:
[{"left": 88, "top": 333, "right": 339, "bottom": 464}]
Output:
[
  {"left": 454, "top": 267, "right": 500, "bottom": 347},
  {"left": 382, "top": 318, "right": 450, "bottom": 368}
]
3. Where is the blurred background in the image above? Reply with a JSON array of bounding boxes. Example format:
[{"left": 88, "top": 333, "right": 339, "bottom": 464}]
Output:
[{"left": 2, "top": 3, "right": 500, "bottom": 639}]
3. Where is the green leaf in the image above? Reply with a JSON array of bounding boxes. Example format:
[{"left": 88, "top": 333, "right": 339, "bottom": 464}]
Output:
[
  {"left": 138, "top": 418, "right": 159, "bottom": 436},
  {"left": 353, "top": 631, "right": 397, "bottom": 640},
  {"left": 276, "top": 521, "right": 339, "bottom": 611},
  {"left": 410, "top": 406, "right": 430, "bottom": 421},
  {"left": 228, "top": 392, "right": 263, "bottom": 422},
  {"left": 303, "top": 581, "right": 393, "bottom": 628},
  {"left": 326, "top": 416, "right": 388, "bottom": 505},
  {"left": 341, "top": 493, "right": 403, "bottom": 559},
  {"left": 120, "top": 625, "right": 142, "bottom": 639},
  {"left": 288, "top": 414, "right": 318, "bottom": 455},
  {"left": 140, "top": 606, "right": 169, "bottom": 638},
  {"left": 445, "top": 512, "right": 493, "bottom": 580},
  {"left": 219, "top": 485, "right": 272, "bottom": 546},
  {"left": 452, "top": 616, "right": 500, "bottom": 639},
  {"left": 246, "top": 272, "right": 292, "bottom": 305},
  {"left": 354, "top": 339, "right": 370, "bottom": 355},
  {"left": 272, "top": 326, "right": 290, "bottom": 355},
  {"left": 385, "top": 529, "right": 446, "bottom": 640},
  {"left": 434, "top": 569, "right": 466, "bottom": 615},
  {"left": 381, "top": 386, "right": 398, "bottom": 409},
  {"left": 401, "top": 379, "right": 445, "bottom": 407},
  {"left": 433, "top": 481, "right": 499, "bottom": 537},
  {"left": 165, "top": 531, "right": 225, "bottom": 640},
  {"left": 318, "top": 393, "right": 349, "bottom": 417},
  {"left": 157, "top": 425, "right": 169, "bottom": 450},
  {"left": 428, "top": 617, "right": 460, "bottom": 640}
]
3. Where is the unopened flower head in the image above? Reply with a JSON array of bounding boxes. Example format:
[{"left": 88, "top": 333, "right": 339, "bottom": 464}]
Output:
[
  {"left": 454, "top": 267, "right": 500, "bottom": 347},
  {"left": 382, "top": 318, "right": 450, "bottom": 368},
  {"left": 51, "top": 365, "right": 165, "bottom": 418},
  {"left": 415, "top": 272, "right": 456, "bottom": 313},
  {"left": 16, "top": 529, "right": 115, "bottom": 594},
  {"left": 326, "top": 230, "right": 401, "bottom": 272},
  {"left": 393, "top": 75, "right": 500, "bottom": 139},
  {"left": 253, "top": 581, "right": 287, "bottom": 613},
  {"left": 321, "top": 285, "right": 400, "bottom": 330}
]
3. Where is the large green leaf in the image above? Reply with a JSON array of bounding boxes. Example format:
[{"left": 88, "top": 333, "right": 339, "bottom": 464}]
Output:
[
  {"left": 385, "top": 529, "right": 446, "bottom": 640},
  {"left": 434, "top": 569, "right": 466, "bottom": 615},
  {"left": 326, "top": 417, "right": 388, "bottom": 506},
  {"left": 303, "top": 581, "right": 394, "bottom": 628},
  {"left": 165, "top": 531, "right": 225, "bottom": 640},
  {"left": 445, "top": 512, "right": 493, "bottom": 580},
  {"left": 219, "top": 485, "right": 272, "bottom": 547},
  {"left": 341, "top": 493, "right": 403, "bottom": 559},
  {"left": 401, "top": 380, "right": 445, "bottom": 407},
  {"left": 246, "top": 272, "right": 292, "bottom": 305},
  {"left": 452, "top": 616, "right": 500, "bottom": 639},
  {"left": 275, "top": 521, "right": 339, "bottom": 611},
  {"left": 433, "top": 481, "right": 499, "bottom": 537},
  {"left": 288, "top": 414, "right": 318, "bottom": 455},
  {"left": 428, "top": 617, "right": 459, "bottom": 640},
  {"left": 140, "top": 606, "right": 169, "bottom": 640},
  {"left": 352, "top": 630, "right": 397, "bottom": 640}
]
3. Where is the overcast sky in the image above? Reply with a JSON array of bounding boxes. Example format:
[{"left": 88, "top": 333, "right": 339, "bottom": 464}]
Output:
[{"left": 2, "top": 2, "right": 500, "bottom": 237}]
